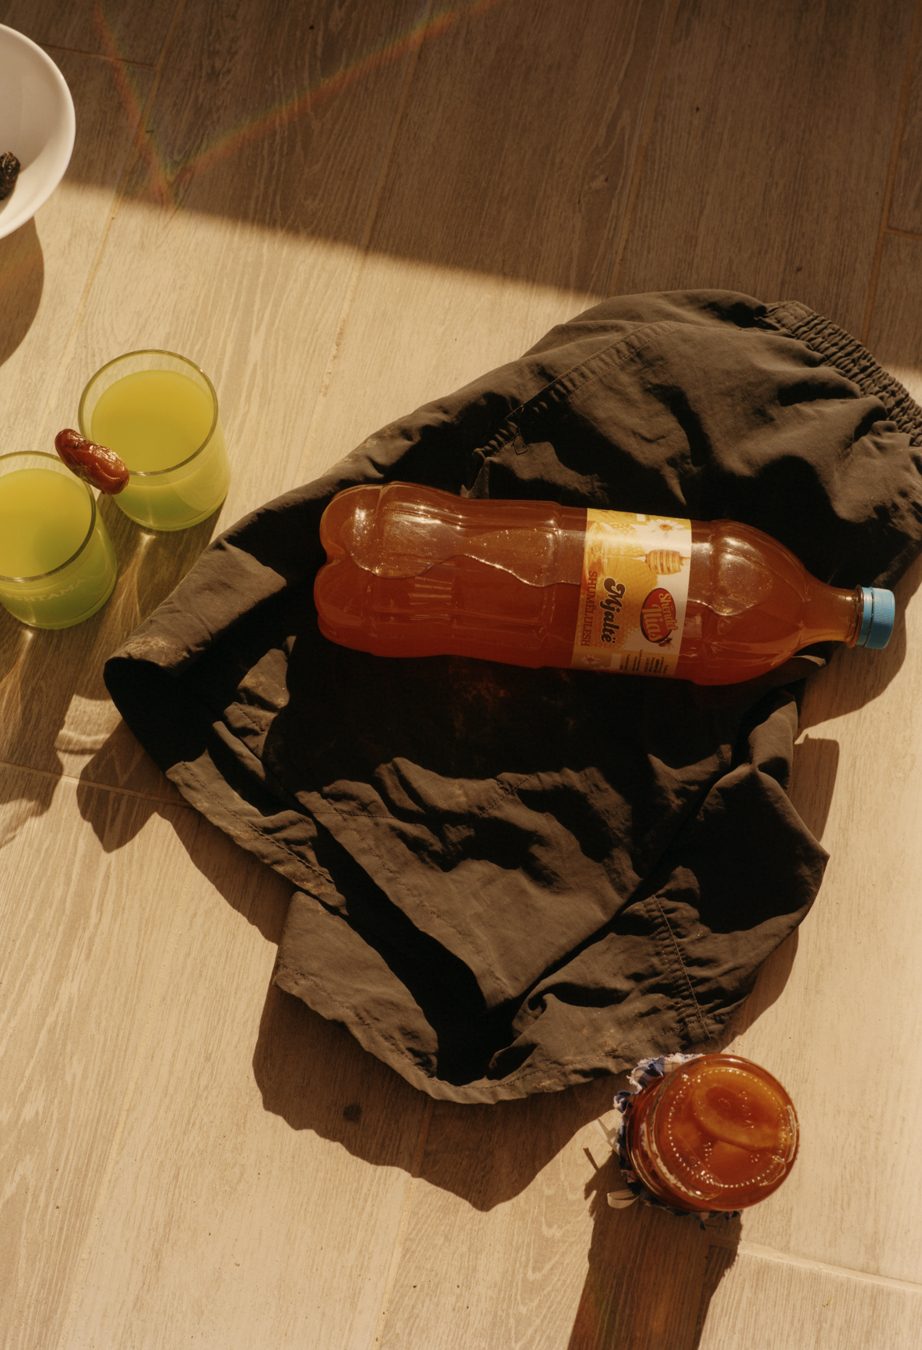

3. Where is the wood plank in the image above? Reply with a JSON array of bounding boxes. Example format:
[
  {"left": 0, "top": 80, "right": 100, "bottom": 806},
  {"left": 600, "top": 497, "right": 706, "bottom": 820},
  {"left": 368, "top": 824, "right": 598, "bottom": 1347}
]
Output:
[
  {"left": 865, "top": 233, "right": 922, "bottom": 405},
  {"left": 39, "top": 0, "right": 432, "bottom": 514},
  {"left": 298, "top": 257, "right": 606, "bottom": 486},
  {"left": 56, "top": 811, "right": 431, "bottom": 1350},
  {"left": 0, "top": 770, "right": 203, "bottom": 1350},
  {"left": 297, "top": 0, "right": 673, "bottom": 479},
  {"left": 697, "top": 1246, "right": 922, "bottom": 1350},
  {"left": 0, "top": 49, "right": 178, "bottom": 795},
  {"left": 615, "top": 0, "right": 917, "bottom": 334},
  {"left": 363, "top": 0, "right": 675, "bottom": 293},
  {"left": 732, "top": 132, "right": 922, "bottom": 1293},
  {"left": 720, "top": 578, "right": 922, "bottom": 1283},
  {"left": 710, "top": 189, "right": 922, "bottom": 1271},
  {"left": 2, "top": 1, "right": 432, "bottom": 792},
  {"left": 890, "top": 14, "right": 922, "bottom": 235},
  {"left": 0, "top": 48, "right": 154, "bottom": 447},
  {"left": 113, "top": 0, "right": 427, "bottom": 230},
  {"left": 379, "top": 1094, "right": 718, "bottom": 1350}
]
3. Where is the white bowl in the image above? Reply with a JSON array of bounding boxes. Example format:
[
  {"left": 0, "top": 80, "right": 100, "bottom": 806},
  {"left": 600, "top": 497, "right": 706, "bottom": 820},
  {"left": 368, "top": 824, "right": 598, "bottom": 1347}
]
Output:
[{"left": 0, "top": 25, "right": 76, "bottom": 240}]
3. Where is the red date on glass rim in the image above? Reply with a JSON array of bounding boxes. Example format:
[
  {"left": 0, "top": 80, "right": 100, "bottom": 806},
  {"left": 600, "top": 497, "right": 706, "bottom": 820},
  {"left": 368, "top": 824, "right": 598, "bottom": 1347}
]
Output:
[{"left": 54, "top": 429, "right": 129, "bottom": 495}]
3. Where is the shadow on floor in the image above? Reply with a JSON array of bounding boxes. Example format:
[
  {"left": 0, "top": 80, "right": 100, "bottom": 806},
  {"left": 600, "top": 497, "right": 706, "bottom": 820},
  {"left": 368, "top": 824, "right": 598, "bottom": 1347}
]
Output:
[
  {"left": 568, "top": 1150, "right": 741, "bottom": 1350},
  {"left": 252, "top": 969, "right": 625, "bottom": 1208},
  {"left": 0, "top": 219, "right": 42, "bottom": 365}
]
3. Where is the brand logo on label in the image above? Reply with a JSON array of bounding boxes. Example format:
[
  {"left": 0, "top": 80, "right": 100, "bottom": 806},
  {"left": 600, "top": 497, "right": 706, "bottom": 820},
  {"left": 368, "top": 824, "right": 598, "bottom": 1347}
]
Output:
[
  {"left": 597, "top": 576, "right": 625, "bottom": 644},
  {"left": 640, "top": 588, "right": 678, "bottom": 644}
]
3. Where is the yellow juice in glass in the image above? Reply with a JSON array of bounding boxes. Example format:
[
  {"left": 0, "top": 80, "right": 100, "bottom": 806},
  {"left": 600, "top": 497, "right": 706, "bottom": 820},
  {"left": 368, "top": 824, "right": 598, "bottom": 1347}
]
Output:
[
  {"left": 80, "top": 353, "right": 230, "bottom": 531},
  {"left": 0, "top": 454, "right": 117, "bottom": 628}
]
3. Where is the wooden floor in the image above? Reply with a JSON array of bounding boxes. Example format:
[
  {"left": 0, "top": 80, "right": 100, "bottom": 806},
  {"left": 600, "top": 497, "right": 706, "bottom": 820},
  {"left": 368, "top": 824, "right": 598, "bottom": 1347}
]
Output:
[{"left": 2, "top": 1, "right": 922, "bottom": 1345}]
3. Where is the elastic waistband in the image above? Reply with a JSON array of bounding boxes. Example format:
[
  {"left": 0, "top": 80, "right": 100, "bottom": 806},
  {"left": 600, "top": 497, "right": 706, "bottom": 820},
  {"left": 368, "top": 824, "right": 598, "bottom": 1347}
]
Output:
[{"left": 764, "top": 301, "right": 922, "bottom": 444}]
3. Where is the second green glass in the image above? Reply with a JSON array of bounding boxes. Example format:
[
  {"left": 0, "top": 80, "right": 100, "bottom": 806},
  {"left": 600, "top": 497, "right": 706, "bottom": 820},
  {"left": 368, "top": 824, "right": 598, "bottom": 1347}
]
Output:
[
  {"left": 78, "top": 349, "right": 230, "bottom": 531},
  {"left": 0, "top": 451, "right": 117, "bottom": 628}
]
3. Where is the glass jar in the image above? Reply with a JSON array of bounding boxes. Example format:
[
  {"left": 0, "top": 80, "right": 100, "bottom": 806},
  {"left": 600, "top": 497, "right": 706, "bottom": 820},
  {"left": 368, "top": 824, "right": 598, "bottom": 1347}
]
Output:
[{"left": 620, "top": 1054, "right": 799, "bottom": 1213}]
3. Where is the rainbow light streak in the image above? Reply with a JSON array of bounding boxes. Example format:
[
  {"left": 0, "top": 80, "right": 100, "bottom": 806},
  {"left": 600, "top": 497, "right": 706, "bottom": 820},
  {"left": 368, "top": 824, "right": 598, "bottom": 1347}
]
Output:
[
  {"left": 93, "top": 0, "right": 508, "bottom": 207},
  {"left": 93, "top": 1, "right": 174, "bottom": 203}
]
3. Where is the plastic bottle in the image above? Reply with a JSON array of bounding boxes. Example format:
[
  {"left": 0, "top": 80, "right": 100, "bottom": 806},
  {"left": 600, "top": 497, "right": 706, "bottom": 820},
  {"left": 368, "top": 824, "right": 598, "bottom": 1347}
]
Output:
[
  {"left": 314, "top": 482, "right": 895, "bottom": 685},
  {"left": 618, "top": 1054, "right": 799, "bottom": 1213}
]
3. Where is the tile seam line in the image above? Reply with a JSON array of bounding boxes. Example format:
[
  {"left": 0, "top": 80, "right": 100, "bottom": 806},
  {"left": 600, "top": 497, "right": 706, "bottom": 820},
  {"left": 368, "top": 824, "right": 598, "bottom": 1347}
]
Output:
[
  {"left": 884, "top": 225, "right": 922, "bottom": 243},
  {"left": 38, "top": 43, "right": 157, "bottom": 69},
  {"left": 728, "top": 1240, "right": 922, "bottom": 1293},
  {"left": 0, "top": 756, "right": 192, "bottom": 807}
]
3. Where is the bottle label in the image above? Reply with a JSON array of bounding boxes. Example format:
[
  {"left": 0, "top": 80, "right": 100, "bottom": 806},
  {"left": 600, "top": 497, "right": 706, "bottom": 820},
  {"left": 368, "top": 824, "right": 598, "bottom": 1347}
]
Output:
[{"left": 570, "top": 510, "right": 692, "bottom": 676}]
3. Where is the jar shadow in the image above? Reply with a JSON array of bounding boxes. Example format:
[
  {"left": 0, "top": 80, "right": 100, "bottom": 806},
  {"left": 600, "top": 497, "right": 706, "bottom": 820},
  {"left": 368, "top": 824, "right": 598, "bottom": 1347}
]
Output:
[{"left": 567, "top": 1143, "right": 742, "bottom": 1350}]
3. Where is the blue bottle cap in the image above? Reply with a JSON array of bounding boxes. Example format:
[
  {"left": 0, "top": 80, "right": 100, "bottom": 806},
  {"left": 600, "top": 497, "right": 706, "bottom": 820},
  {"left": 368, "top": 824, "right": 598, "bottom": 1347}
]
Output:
[{"left": 857, "top": 586, "right": 895, "bottom": 649}]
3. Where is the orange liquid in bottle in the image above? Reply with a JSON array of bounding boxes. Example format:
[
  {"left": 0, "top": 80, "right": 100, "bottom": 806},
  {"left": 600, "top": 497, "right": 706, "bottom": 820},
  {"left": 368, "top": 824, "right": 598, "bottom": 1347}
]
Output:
[
  {"left": 315, "top": 484, "right": 884, "bottom": 685},
  {"left": 316, "top": 485, "right": 585, "bottom": 666},
  {"left": 621, "top": 1055, "right": 799, "bottom": 1212},
  {"left": 674, "top": 520, "right": 863, "bottom": 684}
]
